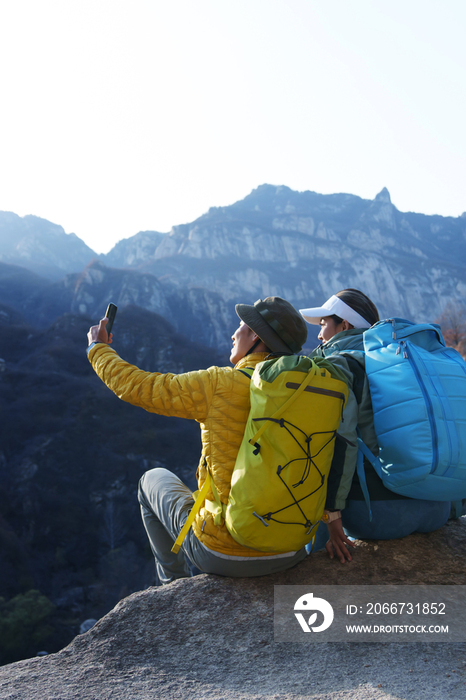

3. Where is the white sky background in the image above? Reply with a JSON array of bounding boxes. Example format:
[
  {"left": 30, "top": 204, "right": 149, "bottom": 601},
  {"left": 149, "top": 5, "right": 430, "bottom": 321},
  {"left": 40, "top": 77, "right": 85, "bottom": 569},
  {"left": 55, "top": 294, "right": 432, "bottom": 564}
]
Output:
[{"left": 0, "top": 1, "right": 464, "bottom": 254}]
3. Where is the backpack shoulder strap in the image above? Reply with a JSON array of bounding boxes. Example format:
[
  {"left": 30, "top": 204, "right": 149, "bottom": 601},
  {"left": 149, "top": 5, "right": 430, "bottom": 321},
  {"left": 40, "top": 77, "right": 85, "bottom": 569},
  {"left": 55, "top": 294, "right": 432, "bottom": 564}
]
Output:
[
  {"left": 355, "top": 430, "right": 380, "bottom": 521},
  {"left": 237, "top": 367, "right": 254, "bottom": 379},
  {"left": 340, "top": 353, "right": 366, "bottom": 405},
  {"left": 171, "top": 470, "right": 212, "bottom": 554}
]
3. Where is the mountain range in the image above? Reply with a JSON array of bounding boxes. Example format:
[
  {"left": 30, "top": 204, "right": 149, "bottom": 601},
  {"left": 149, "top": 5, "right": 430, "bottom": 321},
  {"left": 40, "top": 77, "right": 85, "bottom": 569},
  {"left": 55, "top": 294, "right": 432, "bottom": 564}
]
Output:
[{"left": 1, "top": 184, "right": 465, "bottom": 353}]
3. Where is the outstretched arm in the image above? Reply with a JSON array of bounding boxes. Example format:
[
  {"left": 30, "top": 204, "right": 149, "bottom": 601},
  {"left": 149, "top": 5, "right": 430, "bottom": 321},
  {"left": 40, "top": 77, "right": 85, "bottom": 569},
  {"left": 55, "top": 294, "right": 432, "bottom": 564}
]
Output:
[{"left": 87, "top": 329, "right": 216, "bottom": 422}]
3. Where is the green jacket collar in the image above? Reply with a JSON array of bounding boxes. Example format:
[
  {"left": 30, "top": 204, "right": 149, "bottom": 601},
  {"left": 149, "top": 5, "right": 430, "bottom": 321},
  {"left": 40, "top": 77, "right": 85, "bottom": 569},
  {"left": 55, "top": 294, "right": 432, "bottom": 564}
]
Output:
[{"left": 313, "top": 328, "right": 365, "bottom": 357}]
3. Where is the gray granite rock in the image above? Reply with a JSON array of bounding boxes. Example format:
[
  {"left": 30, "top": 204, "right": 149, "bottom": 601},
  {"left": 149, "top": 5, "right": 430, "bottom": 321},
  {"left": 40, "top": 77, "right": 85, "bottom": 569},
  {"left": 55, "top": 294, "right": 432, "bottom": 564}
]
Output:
[{"left": 1, "top": 519, "right": 466, "bottom": 700}]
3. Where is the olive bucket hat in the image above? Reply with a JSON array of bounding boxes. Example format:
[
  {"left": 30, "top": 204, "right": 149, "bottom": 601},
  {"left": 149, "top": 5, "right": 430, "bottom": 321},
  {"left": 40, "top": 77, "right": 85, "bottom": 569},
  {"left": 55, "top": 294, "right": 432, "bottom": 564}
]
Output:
[{"left": 235, "top": 297, "right": 308, "bottom": 354}]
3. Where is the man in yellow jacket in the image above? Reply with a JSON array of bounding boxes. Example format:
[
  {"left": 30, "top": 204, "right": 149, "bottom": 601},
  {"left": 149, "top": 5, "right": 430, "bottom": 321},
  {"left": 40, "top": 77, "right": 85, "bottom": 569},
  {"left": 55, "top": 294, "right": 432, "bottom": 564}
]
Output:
[{"left": 87, "top": 297, "right": 308, "bottom": 583}]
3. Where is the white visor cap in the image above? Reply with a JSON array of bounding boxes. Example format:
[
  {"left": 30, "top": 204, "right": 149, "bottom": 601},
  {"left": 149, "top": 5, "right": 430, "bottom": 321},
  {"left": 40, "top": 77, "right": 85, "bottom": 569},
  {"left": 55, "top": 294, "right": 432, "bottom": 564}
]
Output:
[{"left": 299, "top": 295, "right": 372, "bottom": 329}]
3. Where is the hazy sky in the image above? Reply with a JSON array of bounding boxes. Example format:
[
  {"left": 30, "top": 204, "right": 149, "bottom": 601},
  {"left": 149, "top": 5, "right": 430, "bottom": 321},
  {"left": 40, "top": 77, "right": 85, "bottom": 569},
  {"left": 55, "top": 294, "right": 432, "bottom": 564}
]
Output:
[{"left": 0, "top": 0, "right": 464, "bottom": 253}]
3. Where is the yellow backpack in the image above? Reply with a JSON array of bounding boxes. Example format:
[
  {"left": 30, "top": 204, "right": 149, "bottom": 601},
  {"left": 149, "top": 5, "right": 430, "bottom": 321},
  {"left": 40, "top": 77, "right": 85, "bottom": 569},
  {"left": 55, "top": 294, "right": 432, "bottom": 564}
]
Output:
[
  {"left": 172, "top": 355, "right": 348, "bottom": 555},
  {"left": 226, "top": 355, "right": 348, "bottom": 551}
]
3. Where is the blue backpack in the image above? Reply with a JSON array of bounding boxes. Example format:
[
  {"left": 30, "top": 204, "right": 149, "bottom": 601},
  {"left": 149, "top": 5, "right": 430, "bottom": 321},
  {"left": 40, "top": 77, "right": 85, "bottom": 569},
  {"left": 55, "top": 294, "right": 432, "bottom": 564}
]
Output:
[{"left": 357, "top": 318, "right": 466, "bottom": 505}]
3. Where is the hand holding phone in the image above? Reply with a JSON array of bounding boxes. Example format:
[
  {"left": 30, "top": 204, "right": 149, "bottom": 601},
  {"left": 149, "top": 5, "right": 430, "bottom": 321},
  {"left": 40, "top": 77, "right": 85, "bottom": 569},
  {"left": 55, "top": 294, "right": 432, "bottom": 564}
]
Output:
[
  {"left": 87, "top": 303, "right": 118, "bottom": 347},
  {"left": 105, "top": 303, "right": 118, "bottom": 337}
]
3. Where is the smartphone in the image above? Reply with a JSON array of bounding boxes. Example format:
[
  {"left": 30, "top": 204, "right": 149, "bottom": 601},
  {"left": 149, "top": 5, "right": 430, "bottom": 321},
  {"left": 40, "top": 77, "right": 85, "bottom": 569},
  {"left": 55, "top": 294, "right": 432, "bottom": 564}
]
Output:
[{"left": 105, "top": 303, "right": 118, "bottom": 336}]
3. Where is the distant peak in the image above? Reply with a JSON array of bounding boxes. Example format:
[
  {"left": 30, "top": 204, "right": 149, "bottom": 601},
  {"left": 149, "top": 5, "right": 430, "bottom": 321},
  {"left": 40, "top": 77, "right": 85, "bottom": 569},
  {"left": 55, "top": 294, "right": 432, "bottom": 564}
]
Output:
[
  {"left": 374, "top": 187, "right": 391, "bottom": 204},
  {"left": 249, "top": 183, "right": 293, "bottom": 197}
]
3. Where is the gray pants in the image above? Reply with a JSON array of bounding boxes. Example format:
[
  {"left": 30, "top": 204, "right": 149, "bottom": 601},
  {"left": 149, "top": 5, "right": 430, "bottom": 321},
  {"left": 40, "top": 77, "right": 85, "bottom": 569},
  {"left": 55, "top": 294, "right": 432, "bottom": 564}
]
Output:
[{"left": 138, "top": 468, "right": 307, "bottom": 584}]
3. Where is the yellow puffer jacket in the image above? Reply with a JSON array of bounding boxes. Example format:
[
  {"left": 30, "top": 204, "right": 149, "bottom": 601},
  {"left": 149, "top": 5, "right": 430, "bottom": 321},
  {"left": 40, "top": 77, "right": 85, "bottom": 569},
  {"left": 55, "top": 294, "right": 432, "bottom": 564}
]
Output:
[{"left": 88, "top": 344, "right": 284, "bottom": 557}]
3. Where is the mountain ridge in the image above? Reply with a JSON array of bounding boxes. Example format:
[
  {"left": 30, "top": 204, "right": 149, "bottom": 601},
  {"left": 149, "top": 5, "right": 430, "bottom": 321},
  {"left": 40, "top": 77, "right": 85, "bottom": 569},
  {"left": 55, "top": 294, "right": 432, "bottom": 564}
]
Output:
[
  {"left": 1, "top": 184, "right": 465, "bottom": 353},
  {"left": 0, "top": 211, "right": 97, "bottom": 279}
]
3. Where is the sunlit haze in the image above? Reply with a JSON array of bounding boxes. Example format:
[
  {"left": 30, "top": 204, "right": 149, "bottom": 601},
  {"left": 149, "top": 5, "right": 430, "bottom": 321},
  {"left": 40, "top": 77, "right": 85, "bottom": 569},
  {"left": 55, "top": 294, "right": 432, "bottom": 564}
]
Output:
[{"left": 0, "top": 0, "right": 464, "bottom": 253}]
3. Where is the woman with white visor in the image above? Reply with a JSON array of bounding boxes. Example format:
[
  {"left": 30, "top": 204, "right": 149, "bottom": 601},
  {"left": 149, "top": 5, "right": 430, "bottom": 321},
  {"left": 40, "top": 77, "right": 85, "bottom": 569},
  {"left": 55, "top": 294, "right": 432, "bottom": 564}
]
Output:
[{"left": 300, "top": 288, "right": 450, "bottom": 564}]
